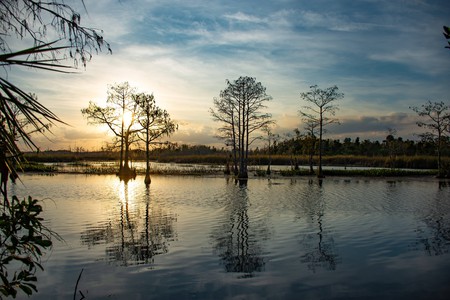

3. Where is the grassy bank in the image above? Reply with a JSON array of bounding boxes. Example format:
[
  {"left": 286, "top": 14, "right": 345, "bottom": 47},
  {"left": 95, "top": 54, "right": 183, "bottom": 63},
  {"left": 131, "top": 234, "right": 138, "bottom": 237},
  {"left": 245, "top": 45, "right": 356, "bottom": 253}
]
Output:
[
  {"left": 278, "top": 168, "right": 437, "bottom": 177},
  {"left": 24, "top": 152, "right": 448, "bottom": 170},
  {"left": 250, "top": 154, "right": 446, "bottom": 170},
  {"left": 20, "top": 152, "right": 448, "bottom": 178},
  {"left": 19, "top": 162, "right": 439, "bottom": 178}
]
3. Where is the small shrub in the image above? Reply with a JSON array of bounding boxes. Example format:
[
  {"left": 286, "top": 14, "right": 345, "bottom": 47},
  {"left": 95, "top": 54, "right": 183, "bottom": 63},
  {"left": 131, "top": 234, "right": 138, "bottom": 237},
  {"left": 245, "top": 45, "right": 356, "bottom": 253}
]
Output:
[{"left": 1, "top": 196, "right": 59, "bottom": 298}]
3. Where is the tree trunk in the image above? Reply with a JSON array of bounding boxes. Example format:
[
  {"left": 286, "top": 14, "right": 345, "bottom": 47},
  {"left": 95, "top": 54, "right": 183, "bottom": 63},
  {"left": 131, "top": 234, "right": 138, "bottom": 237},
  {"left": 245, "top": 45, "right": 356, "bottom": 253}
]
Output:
[
  {"left": 119, "top": 127, "right": 124, "bottom": 173},
  {"left": 318, "top": 107, "right": 324, "bottom": 178},
  {"left": 232, "top": 131, "right": 239, "bottom": 176},
  {"left": 119, "top": 103, "right": 126, "bottom": 173},
  {"left": 239, "top": 95, "right": 248, "bottom": 179},
  {"left": 266, "top": 139, "right": 271, "bottom": 175},
  {"left": 123, "top": 133, "right": 130, "bottom": 172},
  {"left": 309, "top": 139, "right": 315, "bottom": 174},
  {"left": 144, "top": 128, "right": 151, "bottom": 185},
  {"left": 437, "top": 129, "right": 442, "bottom": 178},
  {"left": 224, "top": 156, "right": 231, "bottom": 175}
]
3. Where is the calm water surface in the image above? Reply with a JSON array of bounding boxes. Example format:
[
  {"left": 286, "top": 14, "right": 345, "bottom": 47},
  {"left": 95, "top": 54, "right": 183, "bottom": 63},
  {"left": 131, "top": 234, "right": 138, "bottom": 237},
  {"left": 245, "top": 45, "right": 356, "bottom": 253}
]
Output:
[{"left": 10, "top": 174, "right": 450, "bottom": 300}]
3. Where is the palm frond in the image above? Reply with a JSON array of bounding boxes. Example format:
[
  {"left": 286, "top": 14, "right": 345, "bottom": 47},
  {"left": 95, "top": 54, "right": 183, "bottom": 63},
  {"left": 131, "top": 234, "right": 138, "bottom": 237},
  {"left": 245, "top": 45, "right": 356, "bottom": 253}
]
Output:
[
  {"left": 0, "top": 41, "right": 75, "bottom": 72},
  {"left": 0, "top": 78, "right": 67, "bottom": 152}
]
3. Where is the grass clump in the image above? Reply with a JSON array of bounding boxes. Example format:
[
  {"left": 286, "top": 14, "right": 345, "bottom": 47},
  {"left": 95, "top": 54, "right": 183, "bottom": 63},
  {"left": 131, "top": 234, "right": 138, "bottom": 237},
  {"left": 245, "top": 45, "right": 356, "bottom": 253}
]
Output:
[{"left": 21, "top": 162, "right": 58, "bottom": 172}]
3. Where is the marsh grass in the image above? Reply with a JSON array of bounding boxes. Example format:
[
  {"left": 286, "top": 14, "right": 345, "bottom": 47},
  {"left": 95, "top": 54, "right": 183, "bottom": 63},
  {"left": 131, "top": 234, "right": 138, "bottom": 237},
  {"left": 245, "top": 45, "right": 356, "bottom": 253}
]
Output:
[
  {"left": 21, "top": 162, "right": 58, "bottom": 172},
  {"left": 20, "top": 157, "right": 443, "bottom": 177},
  {"left": 54, "top": 162, "right": 223, "bottom": 176},
  {"left": 279, "top": 168, "right": 436, "bottom": 177},
  {"left": 250, "top": 154, "right": 447, "bottom": 169},
  {"left": 24, "top": 151, "right": 448, "bottom": 170}
]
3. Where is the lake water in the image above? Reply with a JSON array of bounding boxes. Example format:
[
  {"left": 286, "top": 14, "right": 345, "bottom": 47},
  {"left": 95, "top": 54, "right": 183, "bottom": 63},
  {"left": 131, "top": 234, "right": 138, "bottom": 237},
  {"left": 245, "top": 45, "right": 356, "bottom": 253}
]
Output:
[{"left": 9, "top": 174, "right": 450, "bottom": 300}]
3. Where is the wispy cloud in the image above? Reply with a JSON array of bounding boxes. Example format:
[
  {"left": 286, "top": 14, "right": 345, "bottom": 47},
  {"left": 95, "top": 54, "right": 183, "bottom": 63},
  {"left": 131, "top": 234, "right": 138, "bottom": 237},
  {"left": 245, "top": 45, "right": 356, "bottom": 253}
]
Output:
[{"left": 224, "top": 12, "right": 266, "bottom": 23}]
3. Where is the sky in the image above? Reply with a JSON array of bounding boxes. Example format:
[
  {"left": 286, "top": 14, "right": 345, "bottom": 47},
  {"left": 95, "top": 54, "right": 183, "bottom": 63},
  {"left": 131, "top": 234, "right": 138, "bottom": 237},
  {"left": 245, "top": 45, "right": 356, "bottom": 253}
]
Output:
[{"left": 4, "top": 0, "right": 450, "bottom": 151}]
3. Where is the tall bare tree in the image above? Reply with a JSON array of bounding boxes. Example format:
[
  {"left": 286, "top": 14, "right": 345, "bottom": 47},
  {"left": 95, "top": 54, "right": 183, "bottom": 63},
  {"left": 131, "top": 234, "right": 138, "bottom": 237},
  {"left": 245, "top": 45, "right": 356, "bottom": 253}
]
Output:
[
  {"left": 262, "top": 124, "right": 279, "bottom": 175},
  {"left": 210, "top": 94, "right": 239, "bottom": 175},
  {"left": 210, "top": 76, "right": 273, "bottom": 180},
  {"left": 410, "top": 101, "right": 450, "bottom": 177},
  {"left": 300, "top": 85, "right": 343, "bottom": 178},
  {"left": 135, "top": 93, "right": 177, "bottom": 185}
]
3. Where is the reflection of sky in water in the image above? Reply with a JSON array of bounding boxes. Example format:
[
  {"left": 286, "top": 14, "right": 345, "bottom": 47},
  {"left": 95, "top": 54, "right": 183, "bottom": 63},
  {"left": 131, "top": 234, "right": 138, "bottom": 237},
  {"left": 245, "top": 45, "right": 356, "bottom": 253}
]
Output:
[{"left": 10, "top": 174, "right": 450, "bottom": 300}]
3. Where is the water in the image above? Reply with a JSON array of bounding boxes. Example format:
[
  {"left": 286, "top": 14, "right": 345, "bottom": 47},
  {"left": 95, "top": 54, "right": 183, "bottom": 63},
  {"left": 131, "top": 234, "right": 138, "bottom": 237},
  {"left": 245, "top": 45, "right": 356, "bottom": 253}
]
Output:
[{"left": 8, "top": 174, "right": 450, "bottom": 299}]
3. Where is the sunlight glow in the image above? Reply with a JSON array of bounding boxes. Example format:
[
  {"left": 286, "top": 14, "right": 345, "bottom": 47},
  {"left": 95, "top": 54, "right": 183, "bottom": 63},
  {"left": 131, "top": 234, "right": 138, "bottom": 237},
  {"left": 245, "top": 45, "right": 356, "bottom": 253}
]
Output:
[{"left": 123, "top": 111, "right": 134, "bottom": 128}]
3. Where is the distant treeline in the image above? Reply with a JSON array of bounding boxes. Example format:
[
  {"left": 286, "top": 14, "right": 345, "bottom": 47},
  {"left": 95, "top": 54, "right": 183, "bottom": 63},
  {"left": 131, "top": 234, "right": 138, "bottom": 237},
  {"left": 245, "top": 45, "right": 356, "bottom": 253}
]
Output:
[
  {"left": 23, "top": 137, "right": 449, "bottom": 170},
  {"left": 257, "top": 135, "right": 450, "bottom": 157}
]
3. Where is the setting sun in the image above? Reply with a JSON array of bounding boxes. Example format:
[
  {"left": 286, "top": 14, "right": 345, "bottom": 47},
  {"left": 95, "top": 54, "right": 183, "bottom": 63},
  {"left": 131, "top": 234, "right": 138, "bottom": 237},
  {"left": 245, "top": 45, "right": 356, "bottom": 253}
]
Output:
[{"left": 123, "top": 111, "right": 134, "bottom": 128}]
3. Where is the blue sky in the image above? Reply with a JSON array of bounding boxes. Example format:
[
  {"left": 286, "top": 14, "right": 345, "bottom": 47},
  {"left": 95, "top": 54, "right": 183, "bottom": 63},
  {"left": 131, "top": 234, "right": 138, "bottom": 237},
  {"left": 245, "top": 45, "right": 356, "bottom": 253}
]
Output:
[{"left": 5, "top": 0, "right": 450, "bottom": 150}]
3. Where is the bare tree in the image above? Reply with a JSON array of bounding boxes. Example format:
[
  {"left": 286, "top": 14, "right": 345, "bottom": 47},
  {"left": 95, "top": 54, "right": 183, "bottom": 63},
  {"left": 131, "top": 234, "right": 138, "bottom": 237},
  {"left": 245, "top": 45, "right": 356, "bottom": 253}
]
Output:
[
  {"left": 262, "top": 124, "right": 279, "bottom": 175},
  {"left": 410, "top": 101, "right": 450, "bottom": 177},
  {"left": 302, "top": 119, "right": 319, "bottom": 174},
  {"left": 82, "top": 83, "right": 139, "bottom": 178},
  {"left": 135, "top": 93, "right": 177, "bottom": 185},
  {"left": 210, "top": 76, "right": 273, "bottom": 180},
  {"left": 210, "top": 94, "right": 239, "bottom": 175},
  {"left": 300, "top": 85, "right": 343, "bottom": 178}
]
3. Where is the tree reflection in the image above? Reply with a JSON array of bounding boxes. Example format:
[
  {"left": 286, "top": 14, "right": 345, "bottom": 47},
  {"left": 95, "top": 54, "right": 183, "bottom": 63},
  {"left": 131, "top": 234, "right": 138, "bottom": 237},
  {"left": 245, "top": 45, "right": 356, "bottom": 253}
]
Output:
[
  {"left": 417, "top": 216, "right": 450, "bottom": 256},
  {"left": 415, "top": 181, "right": 450, "bottom": 256},
  {"left": 298, "top": 179, "right": 340, "bottom": 272},
  {"left": 80, "top": 183, "right": 176, "bottom": 266},
  {"left": 212, "top": 183, "right": 266, "bottom": 278}
]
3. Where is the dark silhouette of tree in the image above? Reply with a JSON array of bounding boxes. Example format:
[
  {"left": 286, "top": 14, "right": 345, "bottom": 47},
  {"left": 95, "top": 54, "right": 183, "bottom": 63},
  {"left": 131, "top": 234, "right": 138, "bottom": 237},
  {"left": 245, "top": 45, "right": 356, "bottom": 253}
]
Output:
[
  {"left": 299, "top": 85, "right": 343, "bottom": 177},
  {"left": 1, "top": 1, "right": 110, "bottom": 297},
  {"left": 301, "top": 118, "right": 319, "bottom": 174},
  {"left": 82, "top": 82, "right": 140, "bottom": 179},
  {"left": 135, "top": 93, "right": 177, "bottom": 185},
  {"left": 261, "top": 124, "right": 279, "bottom": 175},
  {"left": 443, "top": 26, "right": 450, "bottom": 49},
  {"left": 210, "top": 93, "right": 239, "bottom": 175},
  {"left": 210, "top": 76, "right": 273, "bottom": 180},
  {"left": 410, "top": 101, "right": 450, "bottom": 177}
]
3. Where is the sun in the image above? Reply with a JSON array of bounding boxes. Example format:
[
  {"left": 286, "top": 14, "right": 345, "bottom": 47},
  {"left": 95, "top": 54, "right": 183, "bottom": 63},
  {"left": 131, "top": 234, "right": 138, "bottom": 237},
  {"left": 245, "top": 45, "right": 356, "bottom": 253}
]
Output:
[{"left": 122, "top": 111, "right": 133, "bottom": 127}]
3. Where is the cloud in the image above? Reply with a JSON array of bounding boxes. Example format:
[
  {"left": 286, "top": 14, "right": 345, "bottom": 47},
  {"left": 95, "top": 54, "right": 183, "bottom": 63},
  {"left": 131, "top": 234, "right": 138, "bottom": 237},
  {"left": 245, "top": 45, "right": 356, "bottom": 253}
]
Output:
[
  {"left": 27, "top": 126, "right": 110, "bottom": 151},
  {"left": 224, "top": 12, "right": 265, "bottom": 23},
  {"left": 171, "top": 125, "right": 218, "bottom": 146},
  {"left": 328, "top": 113, "right": 420, "bottom": 140}
]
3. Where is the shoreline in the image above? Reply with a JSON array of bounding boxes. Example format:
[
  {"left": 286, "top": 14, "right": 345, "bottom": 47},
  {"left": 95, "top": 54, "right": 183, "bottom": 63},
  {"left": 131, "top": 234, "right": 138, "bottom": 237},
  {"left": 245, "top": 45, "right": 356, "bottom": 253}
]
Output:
[{"left": 19, "top": 162, "right": 443, "bottom": 178}]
